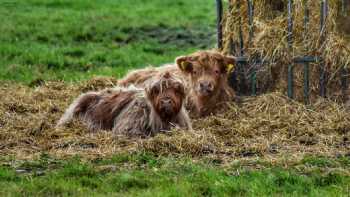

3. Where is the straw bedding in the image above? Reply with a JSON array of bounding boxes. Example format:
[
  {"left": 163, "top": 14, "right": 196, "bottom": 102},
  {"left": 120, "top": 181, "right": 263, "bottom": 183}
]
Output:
[{"left": 0, "top": 78, "right": 348, "bottom": 162}]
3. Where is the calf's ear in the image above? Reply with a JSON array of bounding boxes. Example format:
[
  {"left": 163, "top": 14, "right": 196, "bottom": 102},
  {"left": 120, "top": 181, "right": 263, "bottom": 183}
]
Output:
[
  {"left": 175, "top": 56, "right": 193, "bottom": 74},
  {"left": 223, "top": 55, "right": 237, "bottom": 73}
]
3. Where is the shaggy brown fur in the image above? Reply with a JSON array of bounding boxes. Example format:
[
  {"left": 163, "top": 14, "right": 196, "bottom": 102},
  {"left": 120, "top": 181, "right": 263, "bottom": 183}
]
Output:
[
  {"left": 118, "top": 50, "right": 237, "bottom": 117},
  {"left": 57, "top": 72, "right": 191, "bottom": 137},
  {"left": 118, "top": 67, "right": 159, "bottom": 87}
]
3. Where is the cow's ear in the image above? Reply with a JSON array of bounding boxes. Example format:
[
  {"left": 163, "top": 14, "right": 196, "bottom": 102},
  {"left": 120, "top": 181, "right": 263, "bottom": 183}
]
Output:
[
  {"left": 223, "top": 55, "right": 237, "bottom": 73},
  {"left": 176, "top": 56, "right": 193, "bottom": 73}
]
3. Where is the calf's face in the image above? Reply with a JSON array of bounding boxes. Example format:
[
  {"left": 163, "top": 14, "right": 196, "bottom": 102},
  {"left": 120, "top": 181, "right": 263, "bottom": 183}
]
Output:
[
  {"left": 146, "top": 72, "right": 185, "bottom": 120},
  {"left": 176, "top": 51, "right": 236, "bottom": 99}
]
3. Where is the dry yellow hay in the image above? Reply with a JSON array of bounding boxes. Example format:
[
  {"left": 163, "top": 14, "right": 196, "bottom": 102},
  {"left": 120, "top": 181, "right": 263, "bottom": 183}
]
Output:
[
  {"left": 222, "top": 0, "right": 350, "bottom": 101},
  {"left": 0, "top": 78, "right": 348, "bottom": 163}
]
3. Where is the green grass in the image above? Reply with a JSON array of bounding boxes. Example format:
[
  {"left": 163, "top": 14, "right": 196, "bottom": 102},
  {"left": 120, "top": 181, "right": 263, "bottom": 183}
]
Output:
[
  {"left": 0, "top": 153, "right": 349, "bottom": 196},
  {"left": 0, "top": 0, "right": 217, "bottom": 84}
]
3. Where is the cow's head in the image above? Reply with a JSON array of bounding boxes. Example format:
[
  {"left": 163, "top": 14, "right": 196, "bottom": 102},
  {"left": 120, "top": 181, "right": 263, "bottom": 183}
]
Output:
[
  {"left": 176, "top": 51, "right": 236, "bottom": 100},
  {"left": 146, "top": 72, "right": 186, "bottom": 121}
]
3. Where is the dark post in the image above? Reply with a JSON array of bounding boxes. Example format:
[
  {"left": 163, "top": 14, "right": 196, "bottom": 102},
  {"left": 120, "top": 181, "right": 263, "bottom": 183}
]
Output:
[
  {"left": 287, "top": 0, "right": 294, "bottom": 99},
  {"left": 319, "top": 0, "right": 328, "bottom": 98},
  {"left": 236, "top": 0, "right": 249, "bottom": 95},
  {"left": 341, "top": 0, "right": 348, "bottom": 99},
  {"left": 248, "top": 0, "right": 256, "bottom": 95},
  {"left": 303, "top": 0, "right": 310, "bottom": 104},
  {"left": 341, "top": 66, "right": 348, "bottom": 100},
  {"left": 248, "top": 0, "right": 254, "bottom": 45},
  {"left": 216, "top": 0, "right": 223, "bottom": 50},
  {"left": 228, "top": 1, "right": 239, "bottom": 92},
  {"left": 238, "top": 0, "right": 244, "bottom": 56}
]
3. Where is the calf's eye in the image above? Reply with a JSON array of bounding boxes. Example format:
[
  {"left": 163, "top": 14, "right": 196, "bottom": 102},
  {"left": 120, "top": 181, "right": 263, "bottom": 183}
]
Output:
[
  {"left": 152, "top": 86, "right": 160, "bottom": 94},
  {"left": 176, "top": 88, "right": 184, "bottom": 96}
]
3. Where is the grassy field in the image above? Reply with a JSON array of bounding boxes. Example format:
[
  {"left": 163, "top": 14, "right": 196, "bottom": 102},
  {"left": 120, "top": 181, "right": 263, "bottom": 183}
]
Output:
[
  {"left": 0, "top": 0, "right": 349, "bottom": 196},
  {"left": 0, "top": 0, "right": 216, "bottom": 84},
  {"left": 1, "top": 153, "right": 350, "bottom": 196}
]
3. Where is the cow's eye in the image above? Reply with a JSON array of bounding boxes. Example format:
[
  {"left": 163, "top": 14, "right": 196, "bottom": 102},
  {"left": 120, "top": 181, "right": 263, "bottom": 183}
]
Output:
[
  {"left": 173, "top": 83, "right": 180, "bottom": 90},
  {"left": 174, "top": 84, "right": 184, "bottom": 95},
  {"left": 215, "top": 70, "right": 220, "bottom": 75},
  {"left": 152, "top": 86, "right": 160, "bottom": 94}
]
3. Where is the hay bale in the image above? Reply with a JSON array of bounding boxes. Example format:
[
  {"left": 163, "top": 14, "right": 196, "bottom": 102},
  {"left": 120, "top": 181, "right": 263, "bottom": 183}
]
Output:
[{"left": 222, "top": 0, "right": 350, "bottom": 102}]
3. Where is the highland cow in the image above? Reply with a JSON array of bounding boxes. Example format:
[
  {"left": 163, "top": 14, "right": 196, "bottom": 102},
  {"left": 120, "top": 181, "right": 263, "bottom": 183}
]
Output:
[
  {"left": 118, "top": 50, "right": 237, "bottom": 117},
  {"left": 57, "top": 72, "right": 191, "bottom": 137}
]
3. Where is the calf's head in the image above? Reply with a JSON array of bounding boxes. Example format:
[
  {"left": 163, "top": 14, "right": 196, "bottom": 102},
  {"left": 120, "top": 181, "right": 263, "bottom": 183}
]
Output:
[
  {"left": 175, "top": 51, "right": 236, "bottom": 100},
  {"left": 146, "top": 72, "right": 186, "bottom": 120}
]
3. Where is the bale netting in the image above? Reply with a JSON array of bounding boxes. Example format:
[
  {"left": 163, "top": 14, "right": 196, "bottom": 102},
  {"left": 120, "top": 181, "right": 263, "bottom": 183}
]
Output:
[
  {"left": 0, "top": 78, "right": 349, "bottom": 162},
  {"left": 222, "top": 0, "right": 350, "bottom": 102}
]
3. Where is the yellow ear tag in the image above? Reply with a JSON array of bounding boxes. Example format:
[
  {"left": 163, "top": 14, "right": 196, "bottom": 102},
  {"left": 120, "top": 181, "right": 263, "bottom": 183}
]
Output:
[
  {"left": 181, "top": 61, "right": 187, "bottom": 70},
  {"left": 227, "top": 64, "right": 235, "bottom": 73}
]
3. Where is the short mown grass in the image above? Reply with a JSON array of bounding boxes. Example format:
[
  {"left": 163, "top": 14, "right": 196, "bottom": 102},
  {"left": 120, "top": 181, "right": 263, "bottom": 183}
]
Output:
[
  {"left": 1, "top": 153, "right": 349, "bottom": 196},
  {"left": 0, "top": 0, "right": 216, "bottom": 83}
]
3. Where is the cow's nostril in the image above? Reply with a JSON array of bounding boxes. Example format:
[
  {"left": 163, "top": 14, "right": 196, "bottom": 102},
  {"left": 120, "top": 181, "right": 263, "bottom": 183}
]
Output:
[
  {"left": 200, "top": 81, "right": 208, "bottom": 88},
  {"left": 162, "top": 99, "right": 172, "bottom": 105},
  {"left": 199, "top": 81, "right": 214, "bottom": 92},
  {"left": 208, "top": 83, "right": 213, "bottom": 90}
]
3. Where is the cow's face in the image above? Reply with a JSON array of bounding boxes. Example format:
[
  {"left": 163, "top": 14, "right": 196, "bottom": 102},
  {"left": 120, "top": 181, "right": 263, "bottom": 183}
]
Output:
[
  {"left": 146, "top": 72, "right": 186, "bottom": 120},
  {"left": 176, "top": 51, "right": 236, "bottom": 100}
]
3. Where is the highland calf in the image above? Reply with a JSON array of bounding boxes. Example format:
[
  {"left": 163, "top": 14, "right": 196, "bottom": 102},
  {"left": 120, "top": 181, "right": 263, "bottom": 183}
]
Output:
[
  {"left": 57, "top": 72, "right": 191, "bottom": 137},
  {"left": 118, "top": 50, "right": 237, "bottom": 117}
]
